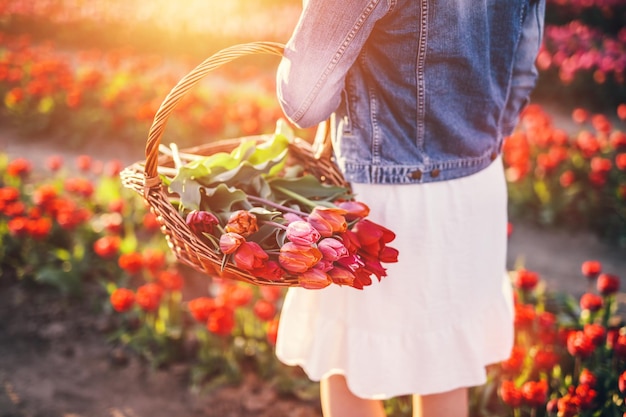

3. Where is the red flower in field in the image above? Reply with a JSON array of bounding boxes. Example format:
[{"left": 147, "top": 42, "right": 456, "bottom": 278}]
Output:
[
  {"left": 253, "top": 299, "right": 276, "bottom": 322},
  {"left": 110, "top": 288, "right": 135, "bottom": 313},
  {"left": 559, "top": 170, "right": 575, "bottom": 188},
  {"left": 597, "top": 273, "right": 620, "bottom": 295},
  {"left": 46, "top": 155, "right": 63, "bottom": 171},
  {"left": 75, "top": 155, "right": 92, "bottom": 172},
  {"left": 556, "top": 393, "right": 580, "bottom": 417},
  {"left": 514, "top": 303, "right": 536, "bottom": 329},
  {"left": 618, "top": 371, "right": 626, "bottom": 393},
  {"left": 579, "top": 369, "right": 597, "bottom": 387},
  {"left": 207, "top": 306, "right": 235, "bottom": 336},
  {"left": 336, "top": 200, "right": 370, "bottom": 221},
  {"left": 610, "top": 131, "right": 626, "bottom": 149},
  {"left": 591, "top": 114, "right": 611, "bottom": 134},
  {"left": 260, "top": 286, "right": 282, "bottom": 303},
  {"left": 5, "top": 87, "right": 24, "bottom": 105},
  {"left": 514, "top": 269, "right": 539, "bottom": 290},
  {"left": 107, "top": 199, "right": 125, "bottom": 214},
  {"left": 3, "top": 201, "right": 26, "bottom": 217},
  {"left": 501, "top": 345, "right": 525, "bottom": 374},
  {"left": 27, "top": 217, "right": 52, "bottom": 240},
  {"left": 521, "top": 379, "right": 548, "bottom": 408},
  {"left": 157, "top": 270, "right": 184, "bottom": 292},
  {"left": 135, "top": 283, "right": 164, "bottom": 312},
  {"left": 567, "top": 331, "right": 595, "bottom": 359},
  {"left": 583, "top": 323, "right": 606, "bottom": 346},
  {"left": 219, "top": 232, "right": 245, "bottom": 255},
  {"left": 6, "top": 158, "right": 31, "bottom": 178},
  {"left": 579, "top": 293, "right": 603, "bottom": 312},
  {"left": 618, "top": 104, "right": 626, "bottom": 121},
  {"left": 572, "top": 108, "right": 589, "bottom": 124},
  {"left": 186, "top": 210, "right": 219, "bottom": 237},
  {"left": 234, "top": 241, "right": 269, "bottom": 271},
  {"left": 298, "top": 268, "right": 332, "bottom": 289},
  {"left": 7, "top": 217, "right": 28, "bottom": 237},
  {"left": 616, "top": 153, "right": 626, "bottom": 170},
  {"left": 581, "top": 260, "right": 602, "bottom": 278},
  {"left": 220, "top": 284, "right": 254, "bottom": 308},
  {"left": 279, "top": 242, "right": 322, "bottom": 273},
  {"left": 64, "top": 177, "right": 94, "bottom": 198},
  {"left": 93, "top": 235, "right": 121, "bottom": 258},
  {"left": 286, "top": 220, "right": 321, "bottom": 246},
  {"left": 142, "top": 248, "right": 166, "bottom": 272},
  {"left": 308, "top": 206, "right": 348, "bottom": 237},
  {"left": 32, "top": 184, "right": 58, "bottom": 210},
  {"left": 266, "top": 319, "right": 279, "bottom": 346},
  {"left": 118, "top": 252, "right": 143, "bottom": 275},
  {"left": 225, "top": 210, "right": 258, "bottom": 237},
  {"left": 499, "top": 380, "right": 522, "bottom": 408},
  {"left": 104, "top": 159, "right": 122, "bottom": 177},
  {"left": 188, "top": 297, "right": 217, "bottom": 323},
  {"left": 614, "top": 333, "right": 626, "bottom": 358},
  {"left": 576, "top": 131, "right": 600, "bottom": 157},
  {"left": 590, "top": 157, "right": 612, "bottom": 174},
  {"left": 534, "top": 349, "right": 559, "bottom": 372},
  {"left": 575, "top": 383, "right": 597, "bottom": 410},
  {"left": 142, "top": 211, "right": 160, "bottom": 231},
  {"left": 0, "top": 186, "right": 20, "bottom": 204}
]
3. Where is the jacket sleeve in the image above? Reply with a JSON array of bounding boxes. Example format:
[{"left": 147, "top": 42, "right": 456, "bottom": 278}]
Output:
[
  {"left": 276, "top": 0, "right": 391, "bottom": 128},
  {"left": 501, "top": 0, "right": 546, "bottom": 136}
]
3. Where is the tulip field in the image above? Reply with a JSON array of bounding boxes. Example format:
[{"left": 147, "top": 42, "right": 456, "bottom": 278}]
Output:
[{"left": 0, "top": 0, "right": 625, "bottom": 416}]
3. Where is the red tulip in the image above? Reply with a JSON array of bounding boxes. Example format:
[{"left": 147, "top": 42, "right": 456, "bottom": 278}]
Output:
[
  {"left": 186, "top": 210, "right": 219, "bottom": 236},
  {"left": 521, "top": 379, "right": 548, "bottom": 408},
  {"left": 499, "top": 380, "right": 522, "bottom": 407},
  {"left": 110, "top": 288, "right": 135, "bottom": 313},
  {"left": 597, "top": 273, "right": 620, "bottom": 295},
  {"left": 225, "top": 210, "right": 259, "bottom": 237},
  {"left": 298, "top": 268, "right": 332, "bottom": 290},
  {"left": 307, "top": 207, "right": 347, "bottom": 237},
  {"left": 318, "top": 238, "right": 349, "bottom": 261},
  {"left": 279, "top": 242, "right": 322, "bottom": 273},
  {"left": 219, "top": 232, "right": 245, "bottom": 254},
  {"left": 581, "top": 260, "right": 602, "bottom": 278},
  {"left": 579, "top": 293, "right": 603, "bottom": 312},
  {"left": 514, "top": 269, "right": 539, "bottom": 290},
  {"left": 336, "top": 200, "right": 370, "bottom": 220},
  {"left": 233, "top": 241, "right": 269, "bottom": 270},
  {"left": 286, "top": 220, "right": 321, "bottom": 246}
]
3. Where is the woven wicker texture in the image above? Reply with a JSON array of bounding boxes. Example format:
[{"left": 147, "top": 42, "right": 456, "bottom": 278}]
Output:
[{"left": 121, "top": 42, "right": 347, "bottom": 287}]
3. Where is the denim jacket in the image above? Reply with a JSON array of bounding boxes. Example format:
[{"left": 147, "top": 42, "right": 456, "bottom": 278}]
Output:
[{"left": 277, "top": 0, "right": 546, "bottom": 184}]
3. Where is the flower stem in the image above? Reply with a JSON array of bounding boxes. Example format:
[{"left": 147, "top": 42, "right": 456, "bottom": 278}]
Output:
[
  {"left": 263, "top": 220, "right": 288, "bottom": 230},
  {"left": 272, "top": 185, "right": 336, "bottom": 209},
  {"left": 247, "top": 194, "right": 309, "bottom": 217}
]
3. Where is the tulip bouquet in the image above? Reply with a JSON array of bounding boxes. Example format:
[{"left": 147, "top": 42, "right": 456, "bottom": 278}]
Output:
[{"left": 164, "top": 123, "right": 398, "bottom": 290}]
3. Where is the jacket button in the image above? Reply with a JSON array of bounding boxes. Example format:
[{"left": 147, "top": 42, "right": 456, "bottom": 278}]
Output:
[
  {"left": 430, "top": 169, "right": 440, "bottom": 178},
  {"left": 490, "top": 151, "right": 498, "bottom": 161},
  {"left": 409, "top": 169, "right": 422, "bottom": 180}
]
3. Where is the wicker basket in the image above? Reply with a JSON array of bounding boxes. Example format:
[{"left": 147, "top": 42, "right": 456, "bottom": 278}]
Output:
[{"left": 120, "top": 42, "right": 349, "bottom": 287}]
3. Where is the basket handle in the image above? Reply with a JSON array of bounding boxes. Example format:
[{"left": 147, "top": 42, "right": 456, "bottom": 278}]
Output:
[{"left": 143, "top": 41, "right": 285, "bottom": 188}]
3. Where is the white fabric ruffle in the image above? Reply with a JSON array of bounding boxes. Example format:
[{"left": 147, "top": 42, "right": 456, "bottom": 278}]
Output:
[{"left": 275, "top": 158, "right": 514, "bottom": 399}]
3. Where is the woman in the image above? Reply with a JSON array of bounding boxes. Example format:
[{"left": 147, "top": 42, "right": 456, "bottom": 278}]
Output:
[{"left": 274, "top": 1, "right": 546, "bottom": 416}]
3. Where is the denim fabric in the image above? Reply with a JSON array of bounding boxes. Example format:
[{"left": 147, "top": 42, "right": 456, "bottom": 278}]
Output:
[{"left": 277, "top": 0, "right": 546, "bottom": 184}]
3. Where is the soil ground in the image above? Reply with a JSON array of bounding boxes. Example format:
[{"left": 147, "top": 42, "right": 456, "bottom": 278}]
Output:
[{"left": 1, "top": 125, "right": 625, "bottom": 417}]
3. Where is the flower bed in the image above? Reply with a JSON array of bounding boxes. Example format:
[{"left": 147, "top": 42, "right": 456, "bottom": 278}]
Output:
[{"left": 1, "top": 1, "right": 626, "bottom": 416}]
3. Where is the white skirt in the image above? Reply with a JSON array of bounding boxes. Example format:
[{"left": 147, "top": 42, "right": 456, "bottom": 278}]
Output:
[{"left": 275, "top": 157, "right": 514, "bottom": 399}]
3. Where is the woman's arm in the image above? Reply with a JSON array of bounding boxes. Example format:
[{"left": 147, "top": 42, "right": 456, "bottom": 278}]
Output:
[
  {"left": 501, "top": 0, "right": 546, "bottom": 136},
  {"left": 277, "top": 0, "right": 391, "bottom": 128}
]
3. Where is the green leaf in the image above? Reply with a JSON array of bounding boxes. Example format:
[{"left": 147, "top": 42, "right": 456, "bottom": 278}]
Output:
[
  {"left": 200, "top": 183, "right": 249, "bottom": 213},
  {"left": 35, "top": 265, "right": 81, "bottom": 295},
  {"left": 269, "top": 175, "right": 350, "bottom": 201}
]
